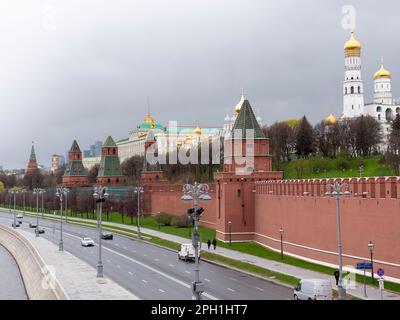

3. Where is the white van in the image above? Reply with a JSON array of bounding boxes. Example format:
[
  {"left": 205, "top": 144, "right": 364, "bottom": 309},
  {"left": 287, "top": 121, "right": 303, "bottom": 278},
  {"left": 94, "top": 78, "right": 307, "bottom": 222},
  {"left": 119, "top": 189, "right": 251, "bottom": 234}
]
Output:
[
  {"left": 294, "top": 279, "right": 333, "bottom": 300},
  {"left": 178, "top": 243, "right": 201, "bottom": 262}
]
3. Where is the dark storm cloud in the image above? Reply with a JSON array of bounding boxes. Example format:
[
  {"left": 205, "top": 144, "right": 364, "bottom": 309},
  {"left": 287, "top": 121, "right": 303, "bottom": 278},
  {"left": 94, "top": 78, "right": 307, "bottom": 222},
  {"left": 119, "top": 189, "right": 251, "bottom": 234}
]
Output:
[{"left": 0, "top": 0, "right": 399, "bottom": 168}]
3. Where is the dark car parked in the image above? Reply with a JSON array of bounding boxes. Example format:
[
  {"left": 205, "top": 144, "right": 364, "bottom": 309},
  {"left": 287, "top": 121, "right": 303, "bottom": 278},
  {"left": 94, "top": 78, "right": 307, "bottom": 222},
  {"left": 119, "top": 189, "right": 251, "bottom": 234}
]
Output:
[
  {"left": 36, "top": 227, "right": 45, "bottom": 234},
  {"left": 12, "top": 222, "right": 20, "bottom": 228},
  {"left": 29, "top": 223, "right": 38, "bottom": 228},
  {"left": 101, "top": 232, "right": 113, "bottom": 240}
]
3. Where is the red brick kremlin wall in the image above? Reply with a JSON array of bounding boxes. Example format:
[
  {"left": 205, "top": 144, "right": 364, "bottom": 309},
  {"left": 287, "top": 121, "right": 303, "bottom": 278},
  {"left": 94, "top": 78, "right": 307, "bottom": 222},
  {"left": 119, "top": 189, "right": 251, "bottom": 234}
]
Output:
[
  {"left": 143, "top": 176, "right": 400, "bottom": 279},
  {"left": 254, "top": 177, "right": 400, "bottom": 279}
]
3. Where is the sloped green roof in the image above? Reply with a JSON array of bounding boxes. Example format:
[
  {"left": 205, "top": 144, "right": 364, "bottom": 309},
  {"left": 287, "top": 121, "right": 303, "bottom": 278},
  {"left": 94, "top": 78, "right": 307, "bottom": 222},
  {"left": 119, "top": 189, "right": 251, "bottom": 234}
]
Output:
[
  {"left": 232, "top": 99, "right": 265, "bottom": 139},
  {"left": 70, "top": 139, "right": 81, "bottom": 153},
  {"left": 64, "top": 161, "right": 87, "bottom": 177},
  {"left": 98, "top": 156, "right": 123, "bottom": 177},
  {"left": 103, "top": 136, "right": 117, "bottom": 148}
]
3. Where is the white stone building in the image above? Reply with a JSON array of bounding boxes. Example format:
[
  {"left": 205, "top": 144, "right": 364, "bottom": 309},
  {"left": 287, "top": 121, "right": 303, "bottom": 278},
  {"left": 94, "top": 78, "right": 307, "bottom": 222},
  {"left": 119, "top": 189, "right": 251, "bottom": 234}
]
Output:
[{"left": 341, "top": 31, "right": 400, "bottom": 142}]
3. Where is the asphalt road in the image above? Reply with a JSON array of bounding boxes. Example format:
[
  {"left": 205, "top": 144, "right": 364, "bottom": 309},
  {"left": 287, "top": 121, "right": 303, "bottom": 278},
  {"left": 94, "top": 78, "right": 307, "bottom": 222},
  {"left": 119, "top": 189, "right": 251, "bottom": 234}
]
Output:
[{"left": 0, "top": 209, "right": 293, "bottom": 300}]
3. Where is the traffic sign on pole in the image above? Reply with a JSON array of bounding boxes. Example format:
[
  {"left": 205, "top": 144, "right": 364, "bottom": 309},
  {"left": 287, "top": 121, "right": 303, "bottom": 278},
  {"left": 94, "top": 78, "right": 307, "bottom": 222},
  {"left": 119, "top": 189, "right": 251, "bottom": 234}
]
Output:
[
  {"left": 377, "top": 268, "right": 384, "bottom": 277},
  {"left": 356, "top": 262, "right": 373, "bottom": 270}
]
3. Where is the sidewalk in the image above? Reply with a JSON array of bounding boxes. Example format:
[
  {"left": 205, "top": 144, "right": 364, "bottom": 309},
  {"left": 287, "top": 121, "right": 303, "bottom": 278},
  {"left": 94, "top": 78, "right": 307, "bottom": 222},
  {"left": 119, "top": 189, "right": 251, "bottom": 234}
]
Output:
[
  {"left": 17, "top": 228, "right": 138, "bottom": 300},
  {"left": 14, "top": 209, "right": 400, "bottom": 300}
]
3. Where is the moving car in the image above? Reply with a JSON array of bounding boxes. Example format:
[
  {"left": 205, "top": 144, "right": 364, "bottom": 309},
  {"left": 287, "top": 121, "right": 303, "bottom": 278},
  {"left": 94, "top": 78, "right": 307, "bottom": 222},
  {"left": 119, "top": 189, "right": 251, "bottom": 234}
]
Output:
[
  {"left": 36, "top": 227, "right": 45, "bottom": 234},
  {"left": 294, "top": 279, "right": 333, "bottom": 300},
  {"left": 178, "top": 243, "right": 200, "bottom": 262},
  {"left": 101, "top": 232, "right": 113, "bottom": 240},
  {"left": 16, "top": 214, "right": 23, "bottom": 219},
  {"left": 81, "top": 237, "right": 95, "bottom": 247},
  {"left": 29, "top": 223, "right": 38, "bottom": 228},
  {"left": 11, "top": 222, "right": 20, "bottom": 228}
]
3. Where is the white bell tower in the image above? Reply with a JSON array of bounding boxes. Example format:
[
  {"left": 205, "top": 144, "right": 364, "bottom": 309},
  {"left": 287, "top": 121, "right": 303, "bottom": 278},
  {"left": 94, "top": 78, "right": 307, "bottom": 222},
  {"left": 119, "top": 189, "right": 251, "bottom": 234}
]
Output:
[{"left": 343, "top": 31, "right": 365, "bottom": 118}]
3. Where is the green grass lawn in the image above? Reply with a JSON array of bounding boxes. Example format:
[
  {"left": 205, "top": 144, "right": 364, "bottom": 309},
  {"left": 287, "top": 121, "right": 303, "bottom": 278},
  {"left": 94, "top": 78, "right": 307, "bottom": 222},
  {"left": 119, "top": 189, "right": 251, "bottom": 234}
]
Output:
[{"left": 283, "top": 155, "right": 394, "bottom": 179}]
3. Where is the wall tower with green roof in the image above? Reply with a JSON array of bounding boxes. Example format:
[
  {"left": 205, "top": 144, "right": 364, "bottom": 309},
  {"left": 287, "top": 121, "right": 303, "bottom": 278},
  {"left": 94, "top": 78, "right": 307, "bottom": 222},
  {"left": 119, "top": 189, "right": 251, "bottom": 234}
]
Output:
[
  {"left": 26, "top": 142, "right": 39, "bottom": 174},
  {"left": 214, "top": 96, "right": 283, "bottom": 243},
  {"left": 62, "top": 139, "right": 89, "bottom": 187},
  {"left": 96, "top": 136, "right": 126, "bottom": 186}
]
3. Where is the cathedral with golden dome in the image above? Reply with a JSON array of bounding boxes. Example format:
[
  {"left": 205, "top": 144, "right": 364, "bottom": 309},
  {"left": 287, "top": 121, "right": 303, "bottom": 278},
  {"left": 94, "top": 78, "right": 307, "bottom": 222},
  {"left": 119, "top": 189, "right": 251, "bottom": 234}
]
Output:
[{"left": 341, "top": 30, "right": 399, "bottom": 140}]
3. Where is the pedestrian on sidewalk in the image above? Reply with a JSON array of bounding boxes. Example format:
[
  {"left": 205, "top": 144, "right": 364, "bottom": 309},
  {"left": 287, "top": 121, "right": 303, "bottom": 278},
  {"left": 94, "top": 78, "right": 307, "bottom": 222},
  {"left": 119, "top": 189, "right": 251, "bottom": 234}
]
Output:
[
  {"left": 334, "top": 269, "right": 340, "bottom": 286},
  {"left": 212, "top": 239, "right": 217, "bottom": 250},
  {"left": 207, "top": 239, "right": 211, "bottom": 250}
]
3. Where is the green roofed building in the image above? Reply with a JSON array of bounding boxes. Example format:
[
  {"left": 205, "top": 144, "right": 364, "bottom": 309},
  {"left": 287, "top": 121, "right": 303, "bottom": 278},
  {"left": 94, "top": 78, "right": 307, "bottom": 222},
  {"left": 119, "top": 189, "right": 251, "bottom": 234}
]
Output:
[
  {"left": 62, "top": 139, "right": 89, "bottom": 187},
  {"left": 96, "top": 136, "right": 126, "bottom": 186}
]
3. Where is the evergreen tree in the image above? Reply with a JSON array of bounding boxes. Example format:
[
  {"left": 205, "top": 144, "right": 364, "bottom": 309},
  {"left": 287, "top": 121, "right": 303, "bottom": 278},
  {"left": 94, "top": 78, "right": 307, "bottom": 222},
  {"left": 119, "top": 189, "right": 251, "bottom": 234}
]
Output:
[{"left": 296, "top": 116, "right": 315, "bottom": 158}]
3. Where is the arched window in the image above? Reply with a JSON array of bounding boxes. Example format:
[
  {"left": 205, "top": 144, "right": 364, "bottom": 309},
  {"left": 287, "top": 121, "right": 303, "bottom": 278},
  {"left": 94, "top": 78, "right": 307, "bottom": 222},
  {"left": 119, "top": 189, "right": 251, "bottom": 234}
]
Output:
[
  {"left": 386, "top": 108, "right": 394, "bottom": 121},
  {"left": 376, "top": 106, "right": 382, "bottom": 112},
  {"left": 378, "top": 114, "right": 381, "bottom": 121},
  {"left": 351, "top": 86, "right": 354, "bottom": 94},
  {"left": 358, "top": 86, "right": 361, "bottom": 94},
  {"left": 352, "top": 105, "right": 354, "bottom": 110}
]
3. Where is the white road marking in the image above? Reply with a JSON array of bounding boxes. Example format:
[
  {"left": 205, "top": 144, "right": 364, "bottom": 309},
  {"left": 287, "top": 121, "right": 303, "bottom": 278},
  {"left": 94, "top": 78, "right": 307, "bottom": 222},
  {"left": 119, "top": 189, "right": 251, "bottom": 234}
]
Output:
[
  {"left": 142, "top": 279, "right": 148, "bottom": 283},
  {"left": 143, "top": 254, "right": 147, "bottom": 257},
  {"left": 185, "top": 270, "right": 191, "bottom": 274},
  {"left": 230, "top": 278, "right": 238, "bottom": 282},
  {"left": 168, "top": 264, "right": 175, "bottom": 267},
  {"left": 116, "top": 265, "right": 121, "bottom": 269},
  {"left": 158, "top": 289, "right": 165, "bottom": 293},
  {"left": 107, "top": 260, "right": 111, "bottom": 263},
  {"left": 154, "top": 258, "right": 159, "bottom": 262},
  {"left": 227, "top": 288, "right": 235, "bottom": 292},
  {"left": 204, "top": 278, "right": 211, "bottom": 282},
  {"left": 256, "top": 287, "right": 264, "bottom": 292},
  {"left": 123, "top": 246, "right": 127, "bottom": 249},
  {"left": 128, "top": 272, "right": 133, "bottom": 276}
]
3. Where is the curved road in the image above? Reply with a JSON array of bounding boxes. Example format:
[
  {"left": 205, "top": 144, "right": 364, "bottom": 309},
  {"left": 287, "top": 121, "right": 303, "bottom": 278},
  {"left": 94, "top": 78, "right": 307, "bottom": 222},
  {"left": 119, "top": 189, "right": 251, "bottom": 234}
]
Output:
[
  {"left": 0, "top": 210, "right": 292, "bottom": 300},
  {"left": 0, "top": 243, "right": 27, "bottom": 300}
]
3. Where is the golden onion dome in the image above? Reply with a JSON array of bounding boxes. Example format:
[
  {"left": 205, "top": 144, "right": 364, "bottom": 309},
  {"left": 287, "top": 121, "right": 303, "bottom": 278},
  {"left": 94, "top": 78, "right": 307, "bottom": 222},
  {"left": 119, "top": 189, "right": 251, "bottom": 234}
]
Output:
[
  {"left": 143, "top": 112, "right": 155, "bottom": 124},
  {"left": 325, "top": 113, "right": 337, "bottom": 126},
  {"left": 344, "top": 31, "right": 361, "bottom": 56},
  {"left": 374, "top": 64, "right": 391, "bottom": 80},
  {"left": 234, "top": 94, "right": 245, "bottom": 114},
  {"left": 194, "top": 125, "right": 202, "bottom": 135}
]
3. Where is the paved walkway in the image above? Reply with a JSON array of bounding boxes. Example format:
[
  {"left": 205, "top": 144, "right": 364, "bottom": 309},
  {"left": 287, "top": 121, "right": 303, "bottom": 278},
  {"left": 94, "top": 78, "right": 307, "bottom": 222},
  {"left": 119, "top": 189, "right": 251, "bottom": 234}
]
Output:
[
  {"left": 17, "top": 210, "right": 400, "bottom": 300},
  {"left": 18, "top": 229, "right": 139, "bottom": 300}
]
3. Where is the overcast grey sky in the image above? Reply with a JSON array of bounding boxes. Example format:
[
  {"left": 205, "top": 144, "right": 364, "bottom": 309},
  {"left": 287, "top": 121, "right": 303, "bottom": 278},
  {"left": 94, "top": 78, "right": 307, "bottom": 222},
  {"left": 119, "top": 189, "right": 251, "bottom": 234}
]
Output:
[{"left": 1, "top": 0, "right": 399, "bottom": 168}]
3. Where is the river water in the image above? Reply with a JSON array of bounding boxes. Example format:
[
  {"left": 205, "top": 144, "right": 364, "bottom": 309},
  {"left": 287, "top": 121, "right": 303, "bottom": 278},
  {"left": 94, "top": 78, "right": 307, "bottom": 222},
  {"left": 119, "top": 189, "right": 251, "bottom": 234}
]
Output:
[{"left": 0, "top": 244, "right": 27, "bottom": 300}]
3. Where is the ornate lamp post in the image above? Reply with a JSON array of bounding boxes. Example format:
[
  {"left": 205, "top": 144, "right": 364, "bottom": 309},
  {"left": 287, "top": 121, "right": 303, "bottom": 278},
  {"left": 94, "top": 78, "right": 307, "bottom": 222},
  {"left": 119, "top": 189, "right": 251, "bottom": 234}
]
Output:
[
  {"left": 33, "top": 188, "right": 45, "bottom": 237},
  {"left": 325, "top": 181, "right": 350, "bottom": 301},
  {"left": 10, "top": 189, "right": 19, "bottom": 228},
  {"left": 228, "top": 221, "right": 232, "bottom": 246},
  {"left": 279, "top": 227, "right": 284, "bottom": 260},
  {"left": 181, "top": 182, "right": 211, "bottom": 300},
  {"left": 56, "top": 187, "right": 69, "bottom": 251},
  {"left": 21, "top": 188, "right": 27, "bottom": 215},
  {"left": 368, "top": 241, "right": 375, "bottom": 282},
  {"left": 93, "top": 186, "right": 108, "bottom": 278},
  {"left": 133, "top": 186, "right": 144, "bottom": 239},
  {"left": 64, "top": 188, "right": 70, "bottom": 222}
]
